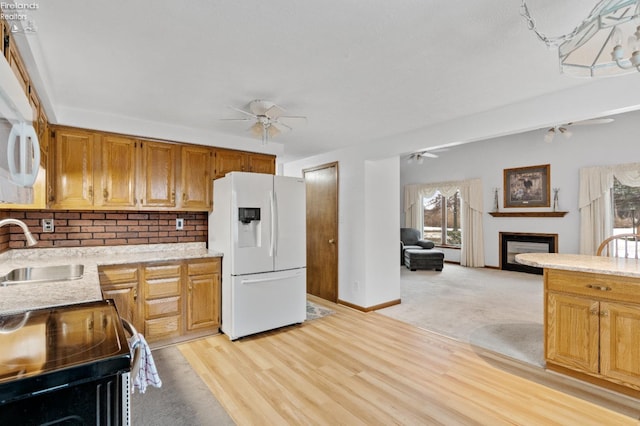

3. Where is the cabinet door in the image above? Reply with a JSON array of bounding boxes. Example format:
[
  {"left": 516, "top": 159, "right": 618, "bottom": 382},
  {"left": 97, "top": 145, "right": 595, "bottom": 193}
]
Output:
[
  {"left": 51, "top": 129, "right": 96, "bottom": 209},
  {"left": 6, "top": 39, "right": 29, "bottom": 95},
  {"left": 98, "top": 265, "right": 141, "bottom": 332},
  {"left": 600, "top": 302, "right": 640, "bottom": 389},
  {"left": 186, "top": 259, "right": 220, "bottom": 331},
  {"left": 214, "top": 149, "right": 247, "bottom": 178},
  {"left": 248, "top": 153, "right": 276, "bottom": 174},
  {"left": 180, "top": 145, "right": 211, "bottom": 210},
  {"left": 139, "top": 141, "right": 177, "bottom": 208},
  {"left": 96, "top": 135, "right": 137, "bottom": 208},
  {"left": 546, "top": 292, "right": 599, "bottom": 373}
]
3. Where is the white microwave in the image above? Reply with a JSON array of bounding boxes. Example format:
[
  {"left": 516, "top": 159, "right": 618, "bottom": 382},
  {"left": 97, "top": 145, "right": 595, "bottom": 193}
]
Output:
[{"left": 0, "top": 51, "right": 40, "bottom": 204}]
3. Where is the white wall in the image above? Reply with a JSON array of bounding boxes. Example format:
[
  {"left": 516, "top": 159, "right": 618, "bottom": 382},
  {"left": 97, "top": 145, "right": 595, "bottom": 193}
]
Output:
[
  {"left": 284, "top": 149, "right": 400, "bottom": 308},
  {"left": 401, "top": 108, "right": 640, "bottom": 267}
]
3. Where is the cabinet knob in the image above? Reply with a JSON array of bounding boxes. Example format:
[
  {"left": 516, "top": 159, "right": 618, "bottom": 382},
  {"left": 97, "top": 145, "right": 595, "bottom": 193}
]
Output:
[
  {"left": 88, "top": 186, "right": 93, "bottom": 199},
  {"left": 103, "top": 188, "right": 109, "bottom": 200},
  {"left": 183, "top": 192, "right": 187, "bottom": 202},
  {"left": 590, "top": 309, "right": 598, "bottom": 315},
  {"left": 600, "top": 311, "right": 609, "bottom": 317},
  {"left": 329, "top": 239, "right": 335, "bottom": 244}
]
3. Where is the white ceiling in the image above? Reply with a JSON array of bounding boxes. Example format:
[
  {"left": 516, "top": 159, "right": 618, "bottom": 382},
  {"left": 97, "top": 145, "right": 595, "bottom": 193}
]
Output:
[{"left": 10, "top": 0, "right": 640, "bottom": 162}]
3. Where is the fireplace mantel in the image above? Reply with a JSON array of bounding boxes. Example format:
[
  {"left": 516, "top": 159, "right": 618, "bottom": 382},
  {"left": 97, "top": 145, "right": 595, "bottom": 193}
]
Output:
[{"left": 489, "top": 211, "right": 568, "bottom": 218}]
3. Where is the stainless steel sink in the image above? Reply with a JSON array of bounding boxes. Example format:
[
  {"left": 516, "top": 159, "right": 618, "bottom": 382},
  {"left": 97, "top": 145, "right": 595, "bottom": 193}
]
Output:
[{"left": 1, "top": 264, "right": 84, "bottom": 286}]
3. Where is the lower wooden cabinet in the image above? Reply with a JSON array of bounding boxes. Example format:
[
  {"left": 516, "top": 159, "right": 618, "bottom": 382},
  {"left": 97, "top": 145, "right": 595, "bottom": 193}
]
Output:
[
  {"left": 545, "top": 269, "right": 640, "bottom": 395},
  {"left": 98, "top": 257, "right": 220, "bottom": 346}
]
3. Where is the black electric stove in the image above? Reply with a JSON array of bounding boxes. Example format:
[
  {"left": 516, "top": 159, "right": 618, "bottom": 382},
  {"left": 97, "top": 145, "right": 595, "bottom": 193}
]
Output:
[{"left": 0, "top": 299, "right": 131, "bottom": 424}]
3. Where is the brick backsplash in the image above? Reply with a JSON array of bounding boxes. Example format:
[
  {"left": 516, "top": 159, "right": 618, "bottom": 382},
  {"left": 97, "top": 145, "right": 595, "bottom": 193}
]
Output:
[{"left": 0, "top": 210, "right": 208, "bottom": 251}]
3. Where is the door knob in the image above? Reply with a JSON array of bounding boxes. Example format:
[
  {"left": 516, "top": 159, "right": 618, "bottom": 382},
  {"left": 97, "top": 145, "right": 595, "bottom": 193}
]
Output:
[{"left": 329, "top": 239, "right": 335, "bottom": 244}]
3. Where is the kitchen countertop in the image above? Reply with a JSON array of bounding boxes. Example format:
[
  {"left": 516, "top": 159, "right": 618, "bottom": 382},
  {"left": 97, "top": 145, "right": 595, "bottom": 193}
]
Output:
[
  {"left": 0, "top": 242, "right": 222, "bottom": 315},
  {"left": 515, "top": 253, "right": 640, "bottom": 278}
]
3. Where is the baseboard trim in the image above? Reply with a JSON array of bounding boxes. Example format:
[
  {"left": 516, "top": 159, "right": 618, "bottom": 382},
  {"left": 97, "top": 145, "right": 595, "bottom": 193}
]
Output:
[{"left": 338, "top": 298, "right": 401, "bottom": 312}]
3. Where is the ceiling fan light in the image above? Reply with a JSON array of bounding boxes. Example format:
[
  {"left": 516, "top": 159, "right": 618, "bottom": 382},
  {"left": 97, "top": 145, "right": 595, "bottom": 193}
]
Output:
[
  {"left": 560, "top": 128, "right": 572, "bottom": 139},
  {"left": 544, "top": 128, "right": 555, "bottom": 143}
]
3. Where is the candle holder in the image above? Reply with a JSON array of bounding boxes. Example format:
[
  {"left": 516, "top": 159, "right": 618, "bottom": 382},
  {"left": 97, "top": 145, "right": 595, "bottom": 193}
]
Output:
[
  {"left": 492, "top": 187, "right": 500, "bottom": 212},
  {"left": 552, "top": 188, "right": 560, "bottom": 212}
]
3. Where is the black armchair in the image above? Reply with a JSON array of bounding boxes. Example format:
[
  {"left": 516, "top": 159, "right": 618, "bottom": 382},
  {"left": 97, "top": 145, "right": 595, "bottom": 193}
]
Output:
[{"left": 400, "top": 228, "right": 435, "bottom": 265}]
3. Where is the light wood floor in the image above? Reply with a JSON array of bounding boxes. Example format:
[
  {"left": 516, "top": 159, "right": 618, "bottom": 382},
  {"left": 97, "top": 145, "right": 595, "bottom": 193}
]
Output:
[{"left": 179, "top": 296, "right": 640, "bottom": 425}]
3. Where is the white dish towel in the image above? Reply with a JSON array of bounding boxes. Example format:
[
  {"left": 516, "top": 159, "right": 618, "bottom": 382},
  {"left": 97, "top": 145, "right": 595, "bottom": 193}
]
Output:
[{"left": 129, "top": 332, "right": 162, "bottom": 394}]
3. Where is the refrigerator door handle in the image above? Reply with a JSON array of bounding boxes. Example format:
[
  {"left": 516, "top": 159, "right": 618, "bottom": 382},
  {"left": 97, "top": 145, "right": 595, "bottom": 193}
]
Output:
[
  {"left": 241, "top": 273, "right": 300, "bottom": 285},
  {"left": 269, "top": 190, "right": 276, "bottom": 257}
]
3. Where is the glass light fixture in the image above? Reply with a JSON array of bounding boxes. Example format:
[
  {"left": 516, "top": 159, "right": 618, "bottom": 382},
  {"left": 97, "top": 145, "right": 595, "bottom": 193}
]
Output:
[{"left": 522, "top": 0, "right": 640, "bottom": 77}]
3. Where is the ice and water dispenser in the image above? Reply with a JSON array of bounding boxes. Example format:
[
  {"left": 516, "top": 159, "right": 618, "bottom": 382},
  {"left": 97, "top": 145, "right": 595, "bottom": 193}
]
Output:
[{"left": 237, "top": 207, "right": 261, "bottom": 248}]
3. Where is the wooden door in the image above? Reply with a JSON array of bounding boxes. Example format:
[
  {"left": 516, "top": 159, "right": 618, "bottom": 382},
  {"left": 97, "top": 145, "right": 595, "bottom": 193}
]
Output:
[
  {"left": 97, "top": 135, "right": 137, "bottom": 208},
  {"left": 600, "top": 301, "right": 640, "bottom": 388},
  {"left": 180, "top": 145, "right": 211, "bottom": 210},
  {"left": 51, "top": 128, "right": 96, "bottom": 209},
  {"left": 303, "top": 162, "right": 339, "bottom": 302},
  {"left": 546, "top": 292, "right": 599, "bottom": 373},
  {"left": 139, "top": 141, "right": 177, "bottom": 208}
]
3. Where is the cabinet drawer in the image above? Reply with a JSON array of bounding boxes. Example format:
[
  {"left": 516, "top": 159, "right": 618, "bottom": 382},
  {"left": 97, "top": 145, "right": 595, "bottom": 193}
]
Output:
[
  {"left": 145, "top": 315, "right": 181, "bottom": 341},
  {"left": 145, "top": 296, "right": 181, "bottom": 319},
  {"left": 187, "top": 259, "right": 219, "bottom": 275},
  {"left": 546, "top": 269, "right": 640, "bottom": 303},
  {"left": 145, "top": 277, "right": 181, "bottom": 299},
  {"left": 144, "top": 263, "right": 182, "bottom": 280},
  {"left": 98, "top": 265, "right": 138, "bottom": 284}
]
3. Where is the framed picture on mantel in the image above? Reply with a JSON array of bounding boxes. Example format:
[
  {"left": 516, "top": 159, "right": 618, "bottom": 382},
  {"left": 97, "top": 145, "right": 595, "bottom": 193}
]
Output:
[{"left": 503, "top": 164, "right": 550, "bottom": 208}]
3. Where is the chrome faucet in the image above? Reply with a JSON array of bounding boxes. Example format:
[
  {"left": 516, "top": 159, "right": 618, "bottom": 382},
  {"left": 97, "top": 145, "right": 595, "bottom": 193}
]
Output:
[{"left": 0, "top": 218, "right": 37, "bottom": 246}]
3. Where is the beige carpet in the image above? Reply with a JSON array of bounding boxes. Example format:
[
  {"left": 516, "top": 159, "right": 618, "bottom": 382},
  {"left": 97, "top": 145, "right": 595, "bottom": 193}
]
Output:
[{"left": 377, "top": 264, "right": 545, "bottom": 367}]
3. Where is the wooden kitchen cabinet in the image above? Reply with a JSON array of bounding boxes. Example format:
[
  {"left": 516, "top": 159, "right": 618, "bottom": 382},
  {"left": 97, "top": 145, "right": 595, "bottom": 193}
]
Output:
[
  {"left": 545, "top": 269, "right": 640, "bottom": 394},
  {"left": 98, "top": 258, "right": 221, "bottom": 347},
  {"left": 95, "top": 135, "right": 138, "bottom": 208},
  {"left": 98, "top": 264, "right": 142, "bottom": 333},
  {"left": 138, "top": 141, "right": 178, "bottom": 209},
  {"left": 180, "top": 145, "right": 212, "bottom": 210},
  {"left": 186, "top": 258, "right": 220, "bottom": 332},
  {"left": 6, "top": 36, "right": 29, "bottom": 95},
  {"left": 142, "top": 262, "right": 183, "bottom": 343},
  {"left": 50, "top": 128, "right": 96, "bottom": 209},
  {"left": 213, "top": 148, "right": 275, "bottom": 178}
]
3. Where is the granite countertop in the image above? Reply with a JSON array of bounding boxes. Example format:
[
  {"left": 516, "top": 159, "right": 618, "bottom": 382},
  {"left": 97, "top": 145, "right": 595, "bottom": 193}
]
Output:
[
  {"left": 515, "top": 253, "right": 640, "bottom": 278},
  {"left": 0, "top": 242, "right": 222, "bottom": 315}
]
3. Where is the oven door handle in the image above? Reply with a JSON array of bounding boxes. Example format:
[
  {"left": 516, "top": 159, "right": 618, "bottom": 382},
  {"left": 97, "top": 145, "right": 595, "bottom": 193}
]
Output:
[{"left": 121, "top": 319, "right": 142, "bottom": 381}]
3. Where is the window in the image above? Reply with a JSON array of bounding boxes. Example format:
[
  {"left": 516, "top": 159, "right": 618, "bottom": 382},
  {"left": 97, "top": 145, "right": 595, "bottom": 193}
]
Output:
[
  {"left": 422, "top": 190, "right": 461, "bottom": 247},
  {"left": 613, "top": 177, "right": 640, "bottom": 235}
]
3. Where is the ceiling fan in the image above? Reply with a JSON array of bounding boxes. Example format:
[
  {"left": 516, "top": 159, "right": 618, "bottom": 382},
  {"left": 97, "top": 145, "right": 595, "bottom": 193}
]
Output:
[
  {"left": 544, "top": 118, "right": 614, "bottom": 143},
  {"left": 407, "top": 148, "right": 449, "bottom": 164},
  {"left": 222, "top": 99, "right": 306, "bottom": 145}
]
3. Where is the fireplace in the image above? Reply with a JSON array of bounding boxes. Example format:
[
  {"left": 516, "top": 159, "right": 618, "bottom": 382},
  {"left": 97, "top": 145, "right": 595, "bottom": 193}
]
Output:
[{"left": 500, "top": 232, "right": 558, "bottom": 275}]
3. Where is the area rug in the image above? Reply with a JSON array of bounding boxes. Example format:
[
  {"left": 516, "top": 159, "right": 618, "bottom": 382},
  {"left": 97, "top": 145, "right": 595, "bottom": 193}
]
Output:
[
  {"left": 307, "top": 300, "right": 334, "bottom": 321},
  {"left": 377, "top": 264, "right": 545, "bottom": 367}
]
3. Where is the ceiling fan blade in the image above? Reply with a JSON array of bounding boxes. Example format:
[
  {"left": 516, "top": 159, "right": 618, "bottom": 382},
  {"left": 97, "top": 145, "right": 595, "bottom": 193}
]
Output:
[
  {"left": 278, "top": 115, "right": 307, "bottom": 121},
  {"left": 272, "top": 121, "right": 292, "bottom": 132},
  {"left": 228, "top": 106, "right": 257, "bottom": 118},
  {"left": 264, "top": 104, "right": 286, "bottom": 119},
  {"left": 567, "top": 118, "right": 615, "bottom": 126},
  {"left": 420, "top": 152, "right": 438, "bottom": 158},
  {"left": 219, "top": 117, "right": 252, "bottom": 121}
]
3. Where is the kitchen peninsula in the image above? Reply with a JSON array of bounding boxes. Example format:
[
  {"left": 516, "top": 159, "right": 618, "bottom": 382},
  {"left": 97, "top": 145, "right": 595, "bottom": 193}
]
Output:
[{"left": 516, "top": 253, "right": 640, "bottom": 397}]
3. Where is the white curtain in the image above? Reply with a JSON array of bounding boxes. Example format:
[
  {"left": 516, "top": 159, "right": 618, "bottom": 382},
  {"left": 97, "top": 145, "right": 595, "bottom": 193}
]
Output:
[
  {"left": 579, "top": 162, "right": 640, "bottom": 255},
  {"left": 403, "top": 178, "right": 485, "bottom": 267}
]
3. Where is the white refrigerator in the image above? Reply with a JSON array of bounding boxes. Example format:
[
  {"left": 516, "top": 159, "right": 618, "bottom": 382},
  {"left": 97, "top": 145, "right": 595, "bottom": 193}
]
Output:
[{"left": 209, "top": 172, "right": 307, "bottom": 340}]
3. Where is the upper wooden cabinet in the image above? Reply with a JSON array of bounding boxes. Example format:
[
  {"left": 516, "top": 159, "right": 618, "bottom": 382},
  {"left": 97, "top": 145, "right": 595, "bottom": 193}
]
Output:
[
  {"left": 180, "top": 145, "right": 211, "bottom": 210},
  {"left": 138, "top": 141, "right": 178, "bottom": 209},
  {"left": 45, "top": 126, "right": 274, "bottom": 211},
  {"left": 214, "top": 148, "right": 275, "bottom": 178},
  {"left": 50, "top": 128, "right": 96, "bottom": 209},
  {"left": 6, "top": 37, "right": 29, "bottom": 96},
  {"left": 96, "top": 135, "right": 138, "bottom": 208}
]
